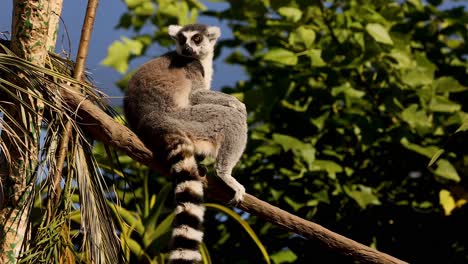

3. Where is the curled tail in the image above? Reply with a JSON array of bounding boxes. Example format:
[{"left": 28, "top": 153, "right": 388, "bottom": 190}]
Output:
[{"left": 167, "top": 138, "right": 205, "bottom": 264}]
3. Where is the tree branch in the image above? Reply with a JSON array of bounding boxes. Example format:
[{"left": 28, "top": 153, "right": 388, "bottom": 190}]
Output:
[{"left": 60, "top": 87, "right": 408, "bottom": 264}]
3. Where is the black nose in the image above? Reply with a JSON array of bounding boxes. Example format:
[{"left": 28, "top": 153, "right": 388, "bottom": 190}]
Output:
[{"left": 182, "top": 45, "right": 193, "bottom": 55}]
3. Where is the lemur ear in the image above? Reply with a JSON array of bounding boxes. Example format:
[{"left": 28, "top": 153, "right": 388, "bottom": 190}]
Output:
[
  {"left": 207, "top": 26, "right": 221, "bottom": 41},
  {"left": 168, "top": 25, "right": 182, "bottom": 40}
]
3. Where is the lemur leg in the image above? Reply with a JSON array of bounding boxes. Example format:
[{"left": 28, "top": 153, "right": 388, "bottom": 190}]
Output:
[
  {"left": 171, "top": 104, "right": 248, "bottom": 205},
  {"left": 214, "top": 126, "right": 247, "bottom": 205},
  {"left": 189, "top": 90, "right": 246, "bottom": 116}
]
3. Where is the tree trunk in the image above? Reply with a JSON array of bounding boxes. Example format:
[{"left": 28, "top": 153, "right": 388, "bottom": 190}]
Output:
[{"left": 0, "top": 0, "right": 62, "bottom": 262}]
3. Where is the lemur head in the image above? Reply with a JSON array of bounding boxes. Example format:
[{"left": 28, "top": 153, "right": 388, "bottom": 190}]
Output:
[{"left": 168, "top": 24, "right": 221, "bottom": 60}]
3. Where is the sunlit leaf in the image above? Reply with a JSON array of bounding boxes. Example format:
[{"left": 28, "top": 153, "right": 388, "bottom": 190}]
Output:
[
  {"left": 278, "top": 7, "right": 302, "bottom": 22},
  {"left": 401, "top": 104, "right": 431, "bottom": 130},
  {"left": 344, "top": 185, "right": 381, "bottom": 209},
  {"left": 263, "top": 48, "right": 298, "bottom": 66},
  {"left": 312, "top": 160, "right": 343, "bottom": 179},
  {"left": 125, "top": 237, "right": 144, "bottom": 257},
  {"left": 429, "top": 96, "right": 461, "bottom": 113},
  {"left": 289, "top": 26, "right": 315, "bottom": 48},
  {"left": 434, "top": 77, "right": 467, "bottom": 93},
  {"left": 112, "top": 204, "right": 145, "bottom": 234},
  {"left": 270, "top": 249, "right": 297, "bottom": 263},
  {"left": 401, "top": 52, "right": 436, "bottom": 87},
  {"left": 144, "top": 213, "right": 175, "bottom": 246},
  {"left": 439, "top": 190, "right": 455, "bottom": 216},
  {"left": 331, "top": 82, "right": 365, "bottom": 98},
  {"left": 305, "top": 49, "right": 325, "bottom": 66},
  {"left": 428, "top": 149, "right": 445, "bottom": 167},
  {"left": 365, "top": 23, "right": 393, "bottom": 45},
  {"left": 101, "top": 37, "right": 143, "bottom": 73},
  {"left": 134, "top": 1, "right": 155, "bottom": 15},
  {"left": 144, "top": 183, "right": 172, "bottom": 229},
  {"left": 434, "top": 159, "right": 460, "bottom": 182},
  {"left": 456, "top": 120, "right": 468, "bottom": 133},
  {"left": 400, "top": 138, "right": 440, "bottom": 159},
  {"left": 125, "top": 0, "right": 145, "bottom": 9},
  {"left": 388, "top": 49, "right": 412, "bottom": 68},
  {"left": 272, "top": 133, "right": 305, "bottom": 151}
]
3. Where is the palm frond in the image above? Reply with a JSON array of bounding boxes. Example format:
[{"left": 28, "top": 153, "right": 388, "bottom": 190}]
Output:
[
  {"left": 0, "top": 41, "right": 123, "bottom": 263},
  {"left": 74, "top": 137, "right": 122, "bottom": 263}
]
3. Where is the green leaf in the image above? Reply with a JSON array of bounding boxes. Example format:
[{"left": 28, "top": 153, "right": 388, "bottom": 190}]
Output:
[
  {"left": 401, "top": 104, "right": 431, "bottom": 130},
  {"left": 429, "top": 96, "right": 461, "bottom": 113},
  {"left": 263, "top": 48, "right": 298, "bottom": 66},
  {"left": 305, "top": 49, "right": 326, "bottom": 67},
  {"left": 144, "top": 213, "right": 175, "bottom": 245},
  {"left": 144, "top": 183, "right": 172, "bottom": 231},
  {"left": 310, "top": 112, "right": 329, "bottom": 130},
  {"left": 278, "top": 7, "right": 302, "bottom": 22},
  {"left": 401, "top": 53, "right": 436, "bottom": 87},
  {"left": 256, "top": 145, "right": 281, "bottom": 156},
  {"left": 400, "top": 138, "right": 441, "bottom": 159},
  {"left": 428, "top": 149, "right": 445, "bottom": 167},
  {"left": 344, "top": 185, "right": 381, "bottom": 209},
  {"left": 284, "top": 196, "right": 304, "bottom": 211},
  {"left": 101, "top": 37, "right": 143, "bottom": 73},
  {"left": 456, "top": 119, "right": 468, "bottom": 133},
  {"left": 125, "top": 0, "right": 145, "bottom": 9},
  {"left": 365, "top": 23, "right": 393, "bottom": 45},
  {"left": 312, "top": 160, "right": 343, "bottom": 179},
  {"left": 434, "top": 77, "right": 467, "bottom": 93},
  {"left": 388, "top": 49, "right": 412, "bottom": 68},
  {"left": 299, "top": 147, "right": 316, "bottom": 170},
  {"left": 331, "top": 82, "right": 365, "bottom": 98},
  {"left": 134, "top": 2, "right": 155, "bottom": 16},
  {"left": 270, "top": 249, "right": 297, "bottom": 263},
  {"left": 186, "top": 0, "right": 207, "bottom": 10},
  {"left": 407, "top": 0, "right": 423, "bottom": 10},
  {"left": 312, "top": 189, "right": 330, "bottom": 204},
  {"left": 281, "top": 96, "right": 313, "bottom": 112},
  {"left": 402, "top": 69, "right": 432, "bottom": 87},
  {"left": 205, "top": 203, "right": 270, "bottom": 264},
  {"left": 434, "top": 159, "right": 460, "bottom": 182},
  {"left": 439, "top": 189, "right": 456, "bottom": 216},
  {"left": 112, "top": 205, "right": 145, "bottom": 234},
  {"left": 125, "top": 237, "right": 144, "bottom": 257},
  {"left": 272, "top": 133, "right": 305, "bottom": 151},
  {"left": 289, "top": 26, "right": 315, "bottom": 48}
]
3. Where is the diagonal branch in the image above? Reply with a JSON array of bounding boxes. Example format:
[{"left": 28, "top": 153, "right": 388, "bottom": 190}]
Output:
[{"left": 60, "top": 86, "right": 408, "bottom": 264}]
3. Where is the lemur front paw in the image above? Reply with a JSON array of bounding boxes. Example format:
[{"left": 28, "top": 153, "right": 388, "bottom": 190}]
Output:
[{"left": 227, "top": 181, "right": 245, "bottom": 206}]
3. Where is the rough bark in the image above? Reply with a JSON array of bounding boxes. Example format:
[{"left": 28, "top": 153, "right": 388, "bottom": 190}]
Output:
[
  {"left": 0, "top": 0, "right": 62, "bottom": 263},
  {"left": 59, "top": 87, "right": 408, "bottom": 264},
  {"left": 46, "top": 0, "right": 63, "bottom": 52}
]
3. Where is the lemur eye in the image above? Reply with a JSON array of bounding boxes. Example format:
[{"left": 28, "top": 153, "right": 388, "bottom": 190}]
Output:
[{"left": 192, "top": 34, "right": 202, "bottom": 44}]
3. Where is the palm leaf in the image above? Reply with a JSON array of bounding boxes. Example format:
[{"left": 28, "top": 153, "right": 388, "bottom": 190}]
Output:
[
  {"left": 205, "top": 203, "right": 271, "bottom": 264},
  {"left": 1, "top": 41, "right": 123, "bottom": 263}
]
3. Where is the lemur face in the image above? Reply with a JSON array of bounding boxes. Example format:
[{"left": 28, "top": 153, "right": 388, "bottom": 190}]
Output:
[{"left": 169, "top": 24, "right": 221, "bottom": 60}]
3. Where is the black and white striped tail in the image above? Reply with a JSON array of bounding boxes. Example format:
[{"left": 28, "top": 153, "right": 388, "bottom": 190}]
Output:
[{"left": 167, "top": 141, "right": 205, "bottom": 264}]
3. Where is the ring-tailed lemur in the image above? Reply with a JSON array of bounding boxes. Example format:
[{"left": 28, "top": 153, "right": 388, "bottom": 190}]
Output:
[{"left": 124, "top": 24, "right": 247, "bottom": 264}]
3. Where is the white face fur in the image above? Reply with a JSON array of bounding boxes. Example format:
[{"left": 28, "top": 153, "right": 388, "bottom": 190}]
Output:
[{"left": 168, "top": 24, "right": 221, "bottom": 60}]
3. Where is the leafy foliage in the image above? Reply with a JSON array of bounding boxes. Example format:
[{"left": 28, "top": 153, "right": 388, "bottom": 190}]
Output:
[{"left": 104, "top": 0, "right": 468, "bottom": 263}]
